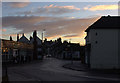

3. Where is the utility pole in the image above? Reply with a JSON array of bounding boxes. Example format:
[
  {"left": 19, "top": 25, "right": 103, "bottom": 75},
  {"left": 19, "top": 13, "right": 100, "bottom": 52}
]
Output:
[
  {"left": 69, "top": 39, "right": 71, "bottom": 43},
  {"left": 42, "top": 29, "right": 46, "bottom": 43}
]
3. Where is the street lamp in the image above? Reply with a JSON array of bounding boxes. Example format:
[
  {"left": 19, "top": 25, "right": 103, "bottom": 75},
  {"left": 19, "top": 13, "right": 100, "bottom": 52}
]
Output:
[{"left": 3, "top": 48, "right": 8, "bottom": 82}]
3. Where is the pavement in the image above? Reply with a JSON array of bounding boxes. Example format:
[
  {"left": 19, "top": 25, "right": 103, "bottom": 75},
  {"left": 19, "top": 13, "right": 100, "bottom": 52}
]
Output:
[
  {"left": 63, "top": 61, "right": 89, "bottom": 71},
  {"left": 3, "top": 57, "right": 120, "bottom": 82},
  {"left": 63, "top": 61, "right": 120, "bottom": 75}
]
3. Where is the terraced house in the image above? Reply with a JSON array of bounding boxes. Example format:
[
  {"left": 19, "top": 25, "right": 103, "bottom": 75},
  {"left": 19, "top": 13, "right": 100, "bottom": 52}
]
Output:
[{"left": 2, "top": 30, "right": 43, "bottom": 63}]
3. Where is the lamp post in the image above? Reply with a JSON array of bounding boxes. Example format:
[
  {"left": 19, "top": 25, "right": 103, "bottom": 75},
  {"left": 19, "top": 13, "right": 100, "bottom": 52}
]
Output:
[
  {"left": 3, "top": 48, "right": 8, "bottom": 81},
  {"left": 69, "top": 39, "right": 71, "bottom": 43},
  {"left": 5, "top": 48, "right": 8, "bottom": 79},
  {"left": 41, "top": 29, "right": 46, "bottom": 59}
]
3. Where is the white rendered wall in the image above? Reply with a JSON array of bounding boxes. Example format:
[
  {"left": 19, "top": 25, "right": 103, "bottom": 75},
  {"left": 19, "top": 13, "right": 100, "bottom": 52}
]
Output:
[{"left": 88, "top": 29, "right": 119, "bottom": 69}]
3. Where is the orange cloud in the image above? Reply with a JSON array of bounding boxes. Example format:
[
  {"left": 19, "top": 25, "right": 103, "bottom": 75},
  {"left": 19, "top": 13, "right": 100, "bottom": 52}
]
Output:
[
  {"left": 15, "top": 4, "right": 80, "bottom": 15},
  {"left": 0, "top": 29, "right": 7, "bottom": 32},
  {"left": 2, "top": 29, "right": 7, "bottom": 32},
  {"left": 84, "top": 4, "right": 118, "bottom": 11},
  {"left": 2, "top": 16, "right": 100, "bottom": 45},
  {"left": 9, "top": 1, "right": 30, "bottom": 8},
  {"left": 46, "top": 35, "right": 63, "bottom": 40},
  {"left": 44, "top": 4, "right": 80, "bottom": 10},
  {"left": 63, "top": 34, "right": 79, "bottom": 38}
]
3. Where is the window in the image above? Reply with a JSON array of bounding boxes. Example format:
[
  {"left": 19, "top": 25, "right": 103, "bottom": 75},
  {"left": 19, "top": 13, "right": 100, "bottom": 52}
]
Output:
[
  {"left": 95, "top": 41, "right": 98, "bottom": 44},
  {"left": 95, "top": 32, "right": 98, "bottom": 36}
]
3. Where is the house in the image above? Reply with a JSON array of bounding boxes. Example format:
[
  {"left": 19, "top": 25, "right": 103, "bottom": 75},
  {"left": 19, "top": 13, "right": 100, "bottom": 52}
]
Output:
[
  {"left": 2, "top": 30, "right": 43, "bottom": 63},
  {"left": 17, "top": 34, "right": 33, "bottom": 61},
  {"left": 18, "top": 30, "right": 43, "bottom": 60},
  {"left": 29, "top": 30, "right": 43, "bottom": 60},
  {"left": 61, "top": 43, "right": 81, "bottom": 60},
  {"left": 85, "top": 15, "right": 120, "bottom": 69},
  {"left": 50, "top": 38, "right": 81, "bottom": 60},
  {"left": 18, "top": 33, "right": 30, "bottom": 44},
  {"left": 2, "top": 39, "right": 33, "bottom": 63}
]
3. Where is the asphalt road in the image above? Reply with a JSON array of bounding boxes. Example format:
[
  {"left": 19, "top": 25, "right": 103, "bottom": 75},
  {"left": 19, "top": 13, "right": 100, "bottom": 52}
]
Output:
[{"left": 7, "top": 57, "right": 120, "bottom": 82}]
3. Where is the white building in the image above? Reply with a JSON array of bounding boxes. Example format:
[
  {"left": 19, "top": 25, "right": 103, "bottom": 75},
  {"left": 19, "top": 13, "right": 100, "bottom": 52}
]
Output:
[{"left": 85, "top": 16, "right": 120, "bottom": 69}]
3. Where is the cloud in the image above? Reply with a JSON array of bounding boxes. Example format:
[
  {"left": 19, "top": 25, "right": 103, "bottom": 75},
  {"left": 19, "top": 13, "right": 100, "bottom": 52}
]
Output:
[
  {"left": 2, "top": 16, "right": 100, "bottom": 45},
  {"left": 63, "top": 34, "right": 79, "bottom": 38},
  {"left": 16, "top": 4, "right": 80, "bottom": 15},
  {"left": 2, "top": 29, "right": 7, "bottom": 32},
  {"left": 8, "top": 1, "right": 30, "bottom": 8},
  {"left": 44, "top": 4, "right": 80, "bottom": 10},
  {"left": 2, "top": 0, "right": 29, "bottom": 2},
  {"left": 1, "top": 34, "right": 17, "bottom": 37},
  {"left": 0, "top": 29, "right": 7, "bottom": 32},
  {"left": 84, "top": 4, "right": 118, "bottom": 11},
  {"left": 1, "top": 33, "right": 23, "bottom": 38}
]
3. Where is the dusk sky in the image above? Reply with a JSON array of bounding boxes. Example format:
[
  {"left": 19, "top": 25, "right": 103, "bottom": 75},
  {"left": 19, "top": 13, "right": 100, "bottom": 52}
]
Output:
[{"left": 1, "top": 1, "right": 118, "bottom": 45}]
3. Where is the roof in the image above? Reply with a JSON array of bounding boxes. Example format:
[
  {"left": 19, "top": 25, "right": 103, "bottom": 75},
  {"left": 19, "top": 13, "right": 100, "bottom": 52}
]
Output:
[
  {"left": 30, "top": 36, "right": 42, "bottom": 45},
  {"left": 18, "top": 35, "right": 30, "bottom": 44},
  {"left": 85, "top": 16, "right": 120, "bottom": 32}
]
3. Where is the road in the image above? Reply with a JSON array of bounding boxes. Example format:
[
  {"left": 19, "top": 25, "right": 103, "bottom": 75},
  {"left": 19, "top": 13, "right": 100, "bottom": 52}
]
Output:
[{"left": 7, "top": 57, "right": 120, "bottom": 82}]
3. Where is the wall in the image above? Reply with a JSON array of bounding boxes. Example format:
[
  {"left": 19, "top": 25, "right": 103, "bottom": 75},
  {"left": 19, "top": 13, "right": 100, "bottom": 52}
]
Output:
[
  {"left": 118, "top": 29, "right": 120, "bottom": 68},
  {"left": 0, "top": 39, "right": 1, "bottom": 82},
  {"left": 89, "top": 29, "right": 119, "bottom": 69}
]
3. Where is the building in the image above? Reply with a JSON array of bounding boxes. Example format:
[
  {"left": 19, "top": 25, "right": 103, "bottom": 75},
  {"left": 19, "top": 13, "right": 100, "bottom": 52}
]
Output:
[
  {"left": 18, "top": 30, "right": 43, "bottom": 60},
  {"left": 50, "top": 38, "right": 81, "bottom": 60},
  {"left": 85, "top": 16, "right": 120, "bottom": 69},
  {"left": 18, "top": 34, "right": 30, "bottom": 44},
  {"left": 2, "top": 39, "right": 33, "bottom": 63},
  {"left": 2, "top": 30, "right": 43, "bottom": 63},
  {"left": 29, "top": 30, "right": 43, "bottom": 60}
]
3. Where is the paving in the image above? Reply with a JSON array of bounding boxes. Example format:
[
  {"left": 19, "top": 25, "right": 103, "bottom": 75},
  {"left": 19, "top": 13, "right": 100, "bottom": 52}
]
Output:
[{"left": 63, "top": 61, "right": 120, "bottom": 74}]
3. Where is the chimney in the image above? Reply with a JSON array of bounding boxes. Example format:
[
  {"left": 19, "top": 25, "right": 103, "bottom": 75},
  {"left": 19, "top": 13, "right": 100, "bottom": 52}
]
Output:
[
  {"left": 10, "top": 36, "right": 12, "bottom": 41},
  {"left": 30, "top": 36, "right": 32, "bottom": 41},
  {"left": 108, "top": 15, "right": 110, "bottom": 17},
  {"left": 33, "top": 30, "right": 37, "bottom": 38},
  {"left": 22, "top": 33, "right": 24, "bottom": 36},
  {"left": 33, "top": 30, "right": 38, "bottom": 60},
  {"left": 17, "top": 34, "right": 19, "bottom": 42}
]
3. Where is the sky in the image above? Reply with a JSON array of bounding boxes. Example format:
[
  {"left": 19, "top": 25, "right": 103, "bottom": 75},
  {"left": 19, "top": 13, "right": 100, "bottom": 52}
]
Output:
[{"left": 1, "top": 1, "right": 119, "bottom": 45}]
